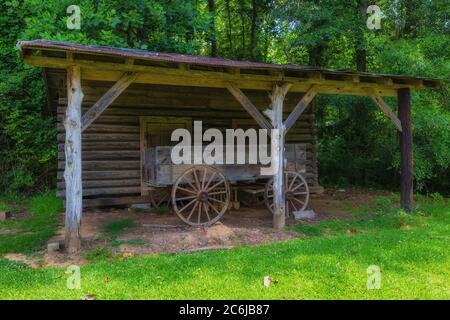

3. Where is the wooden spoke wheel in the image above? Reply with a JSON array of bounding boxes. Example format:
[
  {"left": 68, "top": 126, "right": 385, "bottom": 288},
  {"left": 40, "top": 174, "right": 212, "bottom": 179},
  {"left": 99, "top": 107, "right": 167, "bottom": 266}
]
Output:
[
  {"left": 265, "top": 171, "right": 309, "bottom": 217},
  {"left": 172, "top": 166, "right": 230, "bottom": 227}
]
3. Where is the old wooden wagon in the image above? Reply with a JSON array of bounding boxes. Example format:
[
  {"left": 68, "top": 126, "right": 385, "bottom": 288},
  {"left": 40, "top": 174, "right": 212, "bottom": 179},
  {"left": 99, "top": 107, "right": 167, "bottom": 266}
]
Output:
[
  {"left": 143, "top": 144, "right": 309, "bottom": 226},
  {"left": 17, "top": 40, "right": 441, "bottom": 253}
]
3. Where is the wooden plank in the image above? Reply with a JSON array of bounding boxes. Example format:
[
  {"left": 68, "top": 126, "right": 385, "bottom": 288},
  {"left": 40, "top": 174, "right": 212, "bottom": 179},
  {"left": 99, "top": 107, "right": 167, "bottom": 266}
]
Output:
[
  {"left": 284, "top": 86, "right": 317, "bottom": 131},
  {"left": 58, "top": 114, "right": 139, "bottom": 125},
  {"left": 58, "top": 124, "right": 139, "bottom": 133},
  {"left": 76, "top": 84, "right": 312, "bottom": 106},
  {"left": 57, "top": 186, "right": 141, "bottom": 197},
  {"left": 58, "top": 150, "right": 140, "bottom": 160},
  {"left": 58, "top": 179, "right": 140, "bottom": 189},
  {"left": 226, "top": 83, "right": 272, "bottom": 131},
  {"left": 57, "top": 133, "right": 139, "bottom": 142},
  {"left": 285, "top": 134, "right": 314, "bottom": 142},
  {"left": 81, "top": 196, "right": 149, "bottom": 208},
  {"left": 58, "top": 106, "right": 282, "bottom": 119},
  {"left": 309, "top": 99, "right": 320, "bottom": 187},
  {"left": 57, "top": 170, "right": 140, "bottom": 180},
  {"left": 83, "top": 70, "right": 398, "bottom": 96},
  {"left": 23, "top": 55, "right": 422, "bottom": 95},
  {"left": 81, "top": 72, "right": 137, "bottom": 130},
  {"left": 58, "top": 141, "right": 140, "bottom": 151},
  {"left": 64, "top": 65, "right": 83, "bottom": 254},
  {"left": 398, "top": 88, "right": 413, "bottom": 212},
  {"left": 369, "top": 92, "right": 403, "bottom": 132},
  {"left": 58, "top": 160, "right": 139, "bottom": 170}
]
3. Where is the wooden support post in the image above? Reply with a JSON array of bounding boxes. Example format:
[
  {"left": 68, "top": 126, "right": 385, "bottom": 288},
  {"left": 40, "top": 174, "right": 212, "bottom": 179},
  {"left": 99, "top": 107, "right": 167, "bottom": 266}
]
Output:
[
  {"left": 64, "top": 66, "right": 84, "bottom": 253},
  {"left": 81, "top": 72, "right": 137, "bottom": 131},
  {"left": 270, "top": 83, "right": 291, "bottom": 230},
  {"left": 226, "top": 83, "right": 273, "bottom": 131},
  {"left": 369, "top": 91, "right": 403, "bottom": 132},
  {"left": 398, "top": 88, "right": 413, "bottom": 212},
  {"left": 284, "top": 85, "right": 317, "bottom": 131}
]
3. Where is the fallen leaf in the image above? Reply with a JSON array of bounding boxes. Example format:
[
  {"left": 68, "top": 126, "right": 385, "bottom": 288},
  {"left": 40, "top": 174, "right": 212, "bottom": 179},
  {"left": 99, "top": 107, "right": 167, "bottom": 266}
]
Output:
[{"left": 120, "top": 252, "right": 134, "bottom": 260}]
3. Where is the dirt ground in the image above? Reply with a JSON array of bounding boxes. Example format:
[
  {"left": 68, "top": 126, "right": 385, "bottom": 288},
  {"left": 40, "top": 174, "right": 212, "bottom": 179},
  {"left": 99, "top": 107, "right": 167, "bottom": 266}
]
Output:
[{"left": 5, "top": 189, "right": 383, "bottom": 267}]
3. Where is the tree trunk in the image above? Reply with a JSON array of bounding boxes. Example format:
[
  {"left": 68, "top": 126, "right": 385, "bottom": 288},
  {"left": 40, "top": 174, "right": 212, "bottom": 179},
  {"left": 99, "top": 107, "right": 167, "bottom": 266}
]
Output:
[
  {"left": 398, "top": 88, "right": 413, "bottom": 212},
  {"left": 249, "top": 0, "right": 258, "bottom": 60},
  {"left": 64, "top": 66, "right": 84, "bottom": 253},
  {"left": 226, "top": 0, "right": 233, "bottom": 54},
  {"left": 356, "top": 0, "right": 368, "bottom": 72},
  {"left": 270, "top": 84, "right": 291, "bottom": 230},
  {"left": 308, "top": 45, "right": 325, "bottom": 67},
  {"left": 208, "top": 0, "right": 217, "bottom": 57},
  {"left": 239, "top": 0, "right": 246, "bottom": 57}
]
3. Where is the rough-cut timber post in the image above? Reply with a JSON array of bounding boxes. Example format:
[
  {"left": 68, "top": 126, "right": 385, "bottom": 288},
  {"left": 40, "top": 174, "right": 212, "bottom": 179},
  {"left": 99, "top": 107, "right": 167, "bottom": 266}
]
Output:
[
  {"left": 270, "top": 83, "right": 291, "bottom": 229},
  {"left": 226, "top": 83, "right": 273, "bottom": 131},
  {"left": 284, "top": 85, "right": 317, "bottom": 131},
  {"left": 64, "top": 65, "right": 84, "bottom": 253},
  {"left": 369, "top": 91, "right": 403, "bottom": 132},
  {"left": 398, "top": 88, "right": 413, "bottom": 212}
]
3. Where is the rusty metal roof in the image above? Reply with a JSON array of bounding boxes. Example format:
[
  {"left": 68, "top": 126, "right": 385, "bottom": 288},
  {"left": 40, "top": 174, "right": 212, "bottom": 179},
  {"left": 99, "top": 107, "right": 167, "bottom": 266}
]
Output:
[{"left": 18, "top": 39, "right": 442, "bottom": 85}]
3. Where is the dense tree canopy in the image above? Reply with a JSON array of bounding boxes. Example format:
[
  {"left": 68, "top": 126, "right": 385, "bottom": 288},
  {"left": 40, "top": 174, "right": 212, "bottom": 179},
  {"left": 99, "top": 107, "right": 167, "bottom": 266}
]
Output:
[{"left": 0, "top": 0, "right": 448, "bottom": 194}]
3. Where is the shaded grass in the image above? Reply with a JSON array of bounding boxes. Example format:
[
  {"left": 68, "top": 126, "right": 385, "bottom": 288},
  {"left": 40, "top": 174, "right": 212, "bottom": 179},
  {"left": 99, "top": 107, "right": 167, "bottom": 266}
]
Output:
[
  {"left": 108, "top": 239, "right": 149, "bottom": 248},
  {"left": 84, "top": 247, "right": 111, "bottom": 262},
  {"left": 0, "top": 191, "right": 62, "bottom": 254},
  {"left": 0, "top": 194, "right": 448, "bottom": 299},
  {"left": 293, "top": 196, "right": 440, "bottom": 237},
  {"left": 103, "top": 218, "right": 135, "bottom": 239}
]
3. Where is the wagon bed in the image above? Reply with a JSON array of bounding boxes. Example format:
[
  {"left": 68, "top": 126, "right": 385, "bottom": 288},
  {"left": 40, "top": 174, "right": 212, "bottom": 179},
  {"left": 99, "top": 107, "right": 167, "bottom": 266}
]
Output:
[{"left": 143, "top": 144, "right": 310, "bottom": 226}]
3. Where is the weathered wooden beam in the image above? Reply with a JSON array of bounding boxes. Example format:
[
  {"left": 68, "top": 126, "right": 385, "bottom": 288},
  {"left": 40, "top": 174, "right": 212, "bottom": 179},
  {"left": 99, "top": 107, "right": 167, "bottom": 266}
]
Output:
[
  {"left": 284, "top": 86, "right": 317, "bottom": 131},
  {"left": 64, "top": 65, "right": 84, "bottom": 254},
  {"left": 369, "top": 91, "right": 403, "bottom": 132},
  {"left": 226, "top": 83, "right": 273, "bottom": 131},
  {"left": 398, "top": 88, "right": 413, "bottom": 212},
  {"left": 81, "top": 72, "right": 137, "bottom": 131},
  {"left": 23, "top": 55, "right": 408, "bottom": 96},
  {"left": 270, "top": 83, "right": 291, "bottom": 230}
]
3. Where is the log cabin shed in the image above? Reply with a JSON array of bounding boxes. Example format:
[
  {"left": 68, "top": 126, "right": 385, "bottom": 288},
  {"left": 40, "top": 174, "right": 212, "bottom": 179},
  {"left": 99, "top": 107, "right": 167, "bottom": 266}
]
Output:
[{"left": 18, "top": 40, "right": 441, "bottom": 253}]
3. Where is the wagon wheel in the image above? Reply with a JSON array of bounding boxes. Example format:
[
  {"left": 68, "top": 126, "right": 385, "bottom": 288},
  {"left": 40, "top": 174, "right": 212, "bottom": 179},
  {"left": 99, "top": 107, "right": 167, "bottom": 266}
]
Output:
[
  {"left": 265, "top": 171, "right": 309, "bottom": 217},
  {"left": 172, "top": 166, "right": 230, "bottom": 227}
]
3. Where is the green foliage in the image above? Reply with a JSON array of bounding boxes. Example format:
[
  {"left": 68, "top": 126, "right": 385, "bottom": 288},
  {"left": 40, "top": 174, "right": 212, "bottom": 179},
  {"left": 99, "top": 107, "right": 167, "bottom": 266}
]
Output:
[
  {"left": 0, "top": 0, "right": 448, "bottom": 194},
  {"left": 0, "top": 0, "right": 209, "bottom": 194},
  {"left": 0, "top": 2, "right": 56, "bottom": 193}
]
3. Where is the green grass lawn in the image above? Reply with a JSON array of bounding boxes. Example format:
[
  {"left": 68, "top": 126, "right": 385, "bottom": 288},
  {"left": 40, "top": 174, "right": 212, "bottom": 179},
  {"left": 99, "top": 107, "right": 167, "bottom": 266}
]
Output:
[
  {"left": 0, "top": 192, "right": 62, "bottom": 255},
  {"left": 0, "top": 192, "right": 448, "bottom": 300}
]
